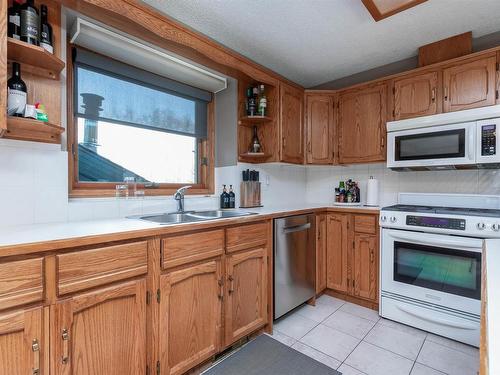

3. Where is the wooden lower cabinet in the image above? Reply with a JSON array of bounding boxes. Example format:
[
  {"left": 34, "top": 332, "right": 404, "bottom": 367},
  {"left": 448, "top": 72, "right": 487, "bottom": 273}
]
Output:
[
  {"left": 353, "top": 234, "right": 378, "bottom": 301},
  {"left": 315, "top": 214, "right": 327, "bottom": 294},
  {"left": 0, "top": 307, "right": 43, "bottom": 375},
  {"left": 326, "top": 213, "right": 379, "bottom": 305},
  {"left": 52, "top": 279, "right": 147, "bottom": 375},
  {"left": 159, "top": 259, "right": 222, "bottom": 375},
  {"left": 224, "top": 247, "right": 268, "bottom": 346},
  {"left": 326, "top": 213, "right": 349, "bottom": 293}
]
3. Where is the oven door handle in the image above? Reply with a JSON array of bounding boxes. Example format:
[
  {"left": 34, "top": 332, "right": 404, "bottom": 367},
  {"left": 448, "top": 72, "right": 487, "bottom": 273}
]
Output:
[
  {"left": 397, "top": 304, "right": 478, "bottom": 330},
  {"left": 389, "top": 231, "right": 483, "bottom": 251}
]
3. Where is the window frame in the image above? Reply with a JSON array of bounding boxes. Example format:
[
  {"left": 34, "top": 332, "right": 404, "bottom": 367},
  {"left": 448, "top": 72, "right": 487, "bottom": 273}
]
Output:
[{"left": 67, "top": 45, "right": 215, "bottom": 198}]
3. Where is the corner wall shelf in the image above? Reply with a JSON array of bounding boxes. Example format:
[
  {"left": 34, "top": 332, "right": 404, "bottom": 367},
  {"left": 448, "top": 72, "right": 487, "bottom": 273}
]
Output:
[
  {"left": 2, "top": 117, "right": 65, "bottom": 144},
  {"left": 238, "top": 116, "right": 273, "bottom": 126},
  {"left": 7, "top": 38, "right": 65, "bottom": 78}
]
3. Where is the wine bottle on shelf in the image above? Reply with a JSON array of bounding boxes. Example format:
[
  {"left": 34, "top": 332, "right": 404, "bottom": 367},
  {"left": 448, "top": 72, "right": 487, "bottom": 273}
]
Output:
[
  {"left": 7, "top": 62, "right": 27, "bottom": 117},
  {"left": 250, "top": 126, "right": 262, "bottom": 153},
  {"left": 8, "top": 0, "right": 22, "bottom": 40},
  {"left": 20, "top": 0, "right": 39, "bottom": 46},
  {"left": 258, "top": 84, "right": 267, "bottom": 116},
  {"left": 40, "top": 4, "right": 53, "bottom": 54},
  {"left": 247, "top": 86, "right": 256, "bottom": 116}
]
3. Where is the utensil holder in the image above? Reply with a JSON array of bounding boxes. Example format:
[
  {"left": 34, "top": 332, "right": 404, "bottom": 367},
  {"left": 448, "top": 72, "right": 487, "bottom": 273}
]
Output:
[{"left": 240, "top": 181, "right": 261, "bottom": 208}]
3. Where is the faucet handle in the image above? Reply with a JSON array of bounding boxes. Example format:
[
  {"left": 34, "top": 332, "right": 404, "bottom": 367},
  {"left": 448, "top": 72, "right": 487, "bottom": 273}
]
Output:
[{"left": 174, "top": 185, "right": 192, "bottom": 199}]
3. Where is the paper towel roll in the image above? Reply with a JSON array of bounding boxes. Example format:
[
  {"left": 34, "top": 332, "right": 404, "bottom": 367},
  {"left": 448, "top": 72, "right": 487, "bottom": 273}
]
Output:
[{"left": 366, "top": 176, "right": 379, "bottom": 207}]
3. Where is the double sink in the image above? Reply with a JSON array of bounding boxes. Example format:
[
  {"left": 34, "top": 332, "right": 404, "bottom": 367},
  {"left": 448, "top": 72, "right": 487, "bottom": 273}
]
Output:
[{"left": 132, "top": 210, "right": 257, "bottom": 225}]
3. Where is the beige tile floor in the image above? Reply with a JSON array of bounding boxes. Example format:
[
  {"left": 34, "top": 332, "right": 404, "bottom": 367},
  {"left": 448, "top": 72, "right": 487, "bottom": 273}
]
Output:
[{"left": 270, "top": 295, "right": 479, "bottom": 375}]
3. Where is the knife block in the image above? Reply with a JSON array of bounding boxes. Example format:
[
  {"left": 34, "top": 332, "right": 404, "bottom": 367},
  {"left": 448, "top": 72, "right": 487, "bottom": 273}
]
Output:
[{"left": 240, "top": 181, "right": 262, "bottom": 208}]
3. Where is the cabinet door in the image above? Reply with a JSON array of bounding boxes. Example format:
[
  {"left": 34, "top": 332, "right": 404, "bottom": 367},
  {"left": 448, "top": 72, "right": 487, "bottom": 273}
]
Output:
[
  {"left": 326, "top": 214, "right": 349, "bottom": 293},
  {"left": 352, "top": 234, "right": 378, "bottom": 302},
  {"left": 52, "top": 279, "right": 147, "bottom": 375},
  {"left": 306, "top": 95, "right": 334, "bottom": 164},
  {"left": 394, "top": 72, "right": 438, "bottom": 120},
  {"left": 160, "top": 260, "right": 222, "bottom": 375},
  {"left": 225, "top": 247, "right": 267, "bottom": 346},
  {"left": 338, "top": 84, "right": 387, "bottom": 164},
  {"left": 316, "top": 214, "right": 327, "bottom": 294},
  {"left": 280, "top": 83, "right": 304, "bottom": 164},
  {"left": 443, "top": 56, "right": 497, "bottom": 112},
  {"left": 0, "top": 307, "right": 43, "bottom": 375}
]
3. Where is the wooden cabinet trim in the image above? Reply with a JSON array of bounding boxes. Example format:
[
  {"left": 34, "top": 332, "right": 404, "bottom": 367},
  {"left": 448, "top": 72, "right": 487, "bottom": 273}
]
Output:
[
  {"left": 305, "top": 95, "right": 335, "bottom": 164},
  {"left": 280, "top": 83, "right": 305, "bottom": 164},
  {"left": 56, "top": 241, "right": 148, "bottom": 296},
  {"left": 326, "top": 214, "right": 349, "bottom": 293},
  {"left": 353, "top": 215, "right": 377, "bottom": 235},
  {"left": 393, "top": 71, "right": 439, "bottom": 120},
  {"left": 226, "top": 222, "right": 268, "bottom": 253},
  {"left": 161, "top": 229, "right": 224, "bottom": 269},
  {"left": 353, "top": 234, "right": 378, "bottom": 302},
  {"left": 0, "top": 257, "right": 44, "bottom": 311}
]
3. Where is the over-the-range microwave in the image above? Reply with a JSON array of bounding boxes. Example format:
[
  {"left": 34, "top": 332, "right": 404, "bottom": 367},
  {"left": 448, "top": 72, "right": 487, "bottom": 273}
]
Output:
[{"left": 387, "top": 106, "right": 500, "bottom": 170}]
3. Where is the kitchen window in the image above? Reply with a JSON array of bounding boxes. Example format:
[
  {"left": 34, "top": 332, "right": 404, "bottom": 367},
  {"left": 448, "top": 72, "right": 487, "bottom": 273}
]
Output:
[{"left": 68, "top": 48, "right": 214, "bottom": 197}]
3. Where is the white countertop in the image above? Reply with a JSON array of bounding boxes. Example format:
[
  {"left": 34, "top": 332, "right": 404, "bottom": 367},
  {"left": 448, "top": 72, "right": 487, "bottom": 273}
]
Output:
[
  {"left": 0, "top": 203, "right": 379, "bottom": 249},
  {"left": 484, "top": 239, "right": 500, "bottom": 375}
]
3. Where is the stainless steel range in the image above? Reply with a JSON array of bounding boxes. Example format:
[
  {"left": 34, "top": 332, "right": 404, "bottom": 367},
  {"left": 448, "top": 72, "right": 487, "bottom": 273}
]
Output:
[{"left": 380, "top": 193, "right": 500, "bottom": 347}]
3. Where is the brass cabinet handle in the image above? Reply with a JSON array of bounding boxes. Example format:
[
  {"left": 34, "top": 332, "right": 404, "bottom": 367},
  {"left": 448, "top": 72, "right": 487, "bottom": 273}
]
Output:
[
  {"left": 32, "top": 339, "right": 40, "bottom": 375},
  {"left": 228, "top": 275, "right": 234, "bottom": 294},
  {"left": 307, "top": 142, "right": 312, "bottom": 153},
  {"left": 218, "top": 278, "right": 224, "bottom": 300},
  {"left": 444, "top": 87, "right": 448, "bottom": 101},
  {"left": 431, "top": 87, "right": 436, "bottom": 102},
  {"left": 61, "top": 328, "right": 70, "bottom": 364},
  {"left": 370, "top": 251, "right": 374, "bottom": 263}
]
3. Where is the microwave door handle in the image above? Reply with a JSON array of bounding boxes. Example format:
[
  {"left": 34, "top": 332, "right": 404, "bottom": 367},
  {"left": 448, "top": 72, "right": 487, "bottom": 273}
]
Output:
[
  {"left": 396, "top": 304, "right": 478, "bottom": 330},
  {"left": 389, "top": 231, "right": 482, "bottom": 251},
  {"left": 468, "top": 127, "right": 475, "bottom": 161}
]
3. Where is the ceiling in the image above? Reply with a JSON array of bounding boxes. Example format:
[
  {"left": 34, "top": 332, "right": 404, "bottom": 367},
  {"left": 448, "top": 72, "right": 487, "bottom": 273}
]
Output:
[{"left": 143, "top": 0, "right": 500, "bottom": 88}]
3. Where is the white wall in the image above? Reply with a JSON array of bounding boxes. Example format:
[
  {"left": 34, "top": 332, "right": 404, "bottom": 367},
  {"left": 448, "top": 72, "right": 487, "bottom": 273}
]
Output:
[
  {"left": 0, "top": 139, "right": 307, "bottom": 227},
  {"left": 306, "top": 163, "right": 500, "bottom": 207}
]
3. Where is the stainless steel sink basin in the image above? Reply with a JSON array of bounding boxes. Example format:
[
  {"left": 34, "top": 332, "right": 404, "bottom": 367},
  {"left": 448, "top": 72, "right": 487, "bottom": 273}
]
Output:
[{"left": 131, "top": 210, "right": 257, "bottom": 225}]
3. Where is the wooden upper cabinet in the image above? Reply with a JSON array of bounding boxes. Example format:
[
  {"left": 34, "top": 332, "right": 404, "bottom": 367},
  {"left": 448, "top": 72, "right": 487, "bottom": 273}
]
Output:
[
  {"left": 316, "top": 214, "right": 327, "bottom": 294},
  {"left": 338, "top": 84, "right": 387, "bottom": 164},
  {"left": 0, "top": 307, "right": 43, "bottom": 375},
  {"left": 225, "top": 247, "right": 267, "bottom": 346},
  {"left": 393, "top": 71, "right": 439, "bottom": 120},
  {"left": 305, "top": 95, "right": 335, "bottom": 164},
  {"left": 352, "top": 234, "right": 378, "bottom": 303},
  {"left": 280, "top": 83, "right": 304, "bottom": 164},
  {"left": 326, "top": 214, "right": 349, "bottom": 293},
  {"left": 52, "top": 279, "right": 147, "bottom": 375},
  {"left": 160, "top": 259, "right": 222, "bottom": 375},
  {"left": 443, "top": 55, "right": 497, "bottom": 112}
]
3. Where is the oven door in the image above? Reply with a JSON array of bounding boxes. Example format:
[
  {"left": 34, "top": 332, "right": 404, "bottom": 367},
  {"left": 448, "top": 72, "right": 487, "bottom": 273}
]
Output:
[
  {"left": 387, "top": 122, "right": 476, "bottom": 168},
  {"left": 381, "top": 229, "right": 482, "bottom": 315}
]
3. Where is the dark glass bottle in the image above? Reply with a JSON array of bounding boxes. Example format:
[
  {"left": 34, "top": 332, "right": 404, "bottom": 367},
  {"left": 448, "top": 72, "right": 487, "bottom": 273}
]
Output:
[
  {"left": 7, "top": 0, "right": 22, "bottom": 40},
  {"left": 20, "top": 0, "right": 39, "bottom": 46},
  {"left": 220, "top": 185, "right": 230, "bottom": 209},
  {"left": 247, "top": 86, "right": 256, "bottom": 116},
  {"left": 39, "top": 5, "right": 53, "bottom": 54},
  {"left": 7, "top": 63, "right": 27, "bottom": 117},
  {"left": 251, "top": 126, "right": 262, "bottom": 153},
  {"left": 228, "top": 185, "right": 235, "bottom": 209}
]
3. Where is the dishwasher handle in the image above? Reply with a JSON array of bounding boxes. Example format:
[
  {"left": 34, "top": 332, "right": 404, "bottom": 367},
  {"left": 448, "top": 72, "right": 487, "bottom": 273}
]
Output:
[{"left": 282, "top": 223, "right": 311, "bottom": 234}]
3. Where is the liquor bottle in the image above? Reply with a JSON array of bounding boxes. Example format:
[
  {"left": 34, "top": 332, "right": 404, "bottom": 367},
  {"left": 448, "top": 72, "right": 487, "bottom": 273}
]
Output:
[
  {"left": 8, "top": 0, "right": 22, "bottom": 40},
  {"left": 7, "top": 62, "right": 27, "bottom": 117},
  {"left": 250, "top": 126, "right": 262, "bottom": 153},
  {"left": 220, "top": 185, "right": 230, "bottom": 209},
  {"left": 39, "top": 5, "right": 53, "bottom": 54},
  {"left": 228, "top": 185, "right": 235, "bottom": 208},
  {"left": 20, "top": 0, "right": 39, "bottom": 45},
  {"left": 247, "top": 86, "right": 256, "bottom": 116},
  {"left": 258, "top": 84, "right": 267, "bottom": 116}
]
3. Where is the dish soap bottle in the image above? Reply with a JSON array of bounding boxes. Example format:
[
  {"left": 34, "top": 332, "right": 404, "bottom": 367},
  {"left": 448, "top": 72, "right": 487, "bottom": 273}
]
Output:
[{"left": 229, "top": 185, "right": 236, "bottom": 208}]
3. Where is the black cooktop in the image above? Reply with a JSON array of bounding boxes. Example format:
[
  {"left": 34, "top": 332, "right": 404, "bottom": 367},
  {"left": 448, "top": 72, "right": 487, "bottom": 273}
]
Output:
[{"left": 381, "top": 204, "right": 500, "bottom": 218}]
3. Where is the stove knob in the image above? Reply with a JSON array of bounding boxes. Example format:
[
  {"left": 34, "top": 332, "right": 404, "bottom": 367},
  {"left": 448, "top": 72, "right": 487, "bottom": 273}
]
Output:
[
  {"left": 380, "top": 215, "right": 387, "bottom": 222},
  {"left": 390, "top": 216, "right": 397, "bottom": 223},
  {"left": 477, "top": 222, "right": 486, "bottom": 230},
  {"left": 492, "top": 223, "right": 500, "bottom": 232}
]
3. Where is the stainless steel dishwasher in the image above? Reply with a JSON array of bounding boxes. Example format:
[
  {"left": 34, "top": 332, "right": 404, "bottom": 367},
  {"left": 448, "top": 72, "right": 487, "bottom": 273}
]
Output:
[{"left": 274, "top": 214, "right": 315, "bottom": 319}]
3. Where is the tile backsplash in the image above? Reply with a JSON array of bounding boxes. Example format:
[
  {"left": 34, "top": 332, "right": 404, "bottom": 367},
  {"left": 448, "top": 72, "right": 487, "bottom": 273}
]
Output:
[{"left": 1, "top": 138, "right": 500, "bottom": 227}]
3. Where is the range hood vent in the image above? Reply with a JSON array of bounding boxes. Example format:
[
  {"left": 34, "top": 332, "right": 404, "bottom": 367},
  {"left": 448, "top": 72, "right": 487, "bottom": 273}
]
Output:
[{"left": 70, "top": 18, "right": 227, "bottom": 93}]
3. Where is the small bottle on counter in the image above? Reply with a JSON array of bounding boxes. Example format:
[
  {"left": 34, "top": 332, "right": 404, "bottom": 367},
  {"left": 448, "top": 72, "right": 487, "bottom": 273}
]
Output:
[
  {"left": 229, "top": 185, "right": 235, "bottom": 208},
  {"left": 220, "top": 185, "right": 230, "bottom": 209},
  {"left": 334, "top": 187, "right": 340, "bottom": 203}
]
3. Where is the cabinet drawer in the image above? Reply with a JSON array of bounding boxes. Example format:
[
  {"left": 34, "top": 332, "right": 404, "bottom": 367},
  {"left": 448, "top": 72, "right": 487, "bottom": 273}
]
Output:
[
  {"left": 226, "top": 222, "right": 268, "bottom": 253},
  {"left": 162, "top": 229, "right": 224, "bottom": 269},
  {"left": 57, "top": 241, "right": 148, "bottom": 295},
  {"left": 0, "top": 258, "right": 44, "bottom": 310},
  {"left": 354, "top": 215, "right": 377, "bottom": 234}
]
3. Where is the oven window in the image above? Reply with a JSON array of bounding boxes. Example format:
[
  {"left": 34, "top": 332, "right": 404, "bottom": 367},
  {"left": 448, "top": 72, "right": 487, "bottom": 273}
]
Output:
[
  {"left": 395, "top": 129, "right": 465, "bottom": 161},
  {"left": 393, "top": 241, "right": 481, "bottom": 300}
]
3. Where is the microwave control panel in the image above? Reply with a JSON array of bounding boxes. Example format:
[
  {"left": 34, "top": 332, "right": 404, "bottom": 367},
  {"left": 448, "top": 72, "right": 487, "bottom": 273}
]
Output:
[{"left": 481, "top": 124, "right": 497, "bottom": 156}]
